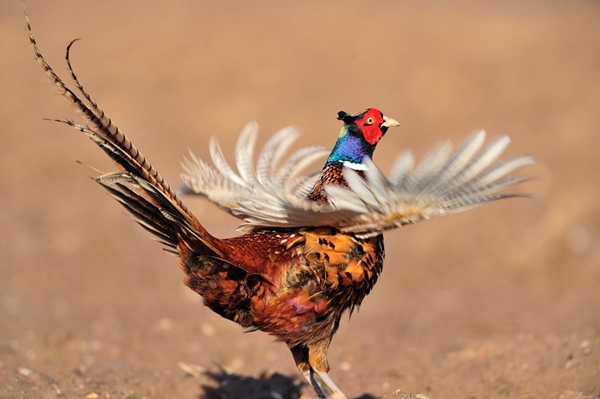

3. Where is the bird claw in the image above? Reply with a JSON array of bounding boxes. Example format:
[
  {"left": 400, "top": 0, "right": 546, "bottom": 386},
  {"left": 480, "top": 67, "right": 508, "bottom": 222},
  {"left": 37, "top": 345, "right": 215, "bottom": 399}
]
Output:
[{"left": 384, "top": 390, "right": 430, "bottom": 399}]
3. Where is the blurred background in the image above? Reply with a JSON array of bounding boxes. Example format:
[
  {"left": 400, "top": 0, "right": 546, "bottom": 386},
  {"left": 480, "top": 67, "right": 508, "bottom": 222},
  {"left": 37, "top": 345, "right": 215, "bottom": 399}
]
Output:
[{"left": 1, "top": 1, "right": 599, "bottom": 398}]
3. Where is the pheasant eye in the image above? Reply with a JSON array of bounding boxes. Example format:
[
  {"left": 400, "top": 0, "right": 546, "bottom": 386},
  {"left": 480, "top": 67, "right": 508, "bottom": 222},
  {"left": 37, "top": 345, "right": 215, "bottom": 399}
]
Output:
[{"left": 365, "top": 117, "right": 374, "bottom": 125}]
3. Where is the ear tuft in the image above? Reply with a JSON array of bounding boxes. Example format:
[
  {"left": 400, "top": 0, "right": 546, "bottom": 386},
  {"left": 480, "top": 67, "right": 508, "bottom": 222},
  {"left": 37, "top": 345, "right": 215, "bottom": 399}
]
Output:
[{"left": 337, "top": 111, "right": 357, "bottom": 125}]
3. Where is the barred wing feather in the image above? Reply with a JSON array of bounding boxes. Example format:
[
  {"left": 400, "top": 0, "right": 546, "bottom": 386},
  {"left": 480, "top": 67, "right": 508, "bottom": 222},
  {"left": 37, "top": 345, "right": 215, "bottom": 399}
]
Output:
[
  {"left": 181, "top": 127, "right": 533, "bottom": 234},
  {"left": 180, "top": 122, "right": 362, "bottom": 227},
  {"left": 325, "top": 130, "right": 535, "bottom": 238}
]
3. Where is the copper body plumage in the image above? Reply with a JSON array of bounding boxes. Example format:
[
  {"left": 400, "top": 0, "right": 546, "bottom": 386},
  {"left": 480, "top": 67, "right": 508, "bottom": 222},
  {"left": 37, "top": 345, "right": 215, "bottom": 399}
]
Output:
[{"left": 26, "top": 5, "right": 534, "bottom": 398}]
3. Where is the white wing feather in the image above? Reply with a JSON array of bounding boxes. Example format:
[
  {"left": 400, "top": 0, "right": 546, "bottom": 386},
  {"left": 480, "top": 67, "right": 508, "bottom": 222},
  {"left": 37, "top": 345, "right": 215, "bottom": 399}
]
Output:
[
  {"left": 180, "top": 124, "right": 534, "bottom": 236},
  {"left": 325, "top": 131, "right": 535, "bottom": 237},
  {"left": 180, "top": 122, "right": 361, "bottom": 228}
]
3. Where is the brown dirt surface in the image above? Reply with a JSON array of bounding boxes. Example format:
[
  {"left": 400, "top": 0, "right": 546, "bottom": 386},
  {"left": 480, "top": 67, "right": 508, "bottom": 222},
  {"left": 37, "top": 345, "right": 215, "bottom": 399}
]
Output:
[{"left": 1, "top": 1, "right": 599, "bottom": 398}]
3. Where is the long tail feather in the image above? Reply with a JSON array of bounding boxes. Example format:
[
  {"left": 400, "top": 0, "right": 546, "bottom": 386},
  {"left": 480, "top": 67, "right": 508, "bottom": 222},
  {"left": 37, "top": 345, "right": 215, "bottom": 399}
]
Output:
[
  {"left": 25, "top": 5, "right": 187, "bottom": 214},
  {"left": 25, "top": 4, "right": 218, "bottom": 253}
]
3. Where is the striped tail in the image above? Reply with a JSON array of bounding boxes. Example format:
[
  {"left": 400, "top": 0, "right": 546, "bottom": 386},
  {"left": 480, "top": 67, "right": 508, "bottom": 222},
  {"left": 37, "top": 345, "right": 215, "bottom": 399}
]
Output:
[{"left": 24, "top": 4, "right": 219, "bottom": 255}]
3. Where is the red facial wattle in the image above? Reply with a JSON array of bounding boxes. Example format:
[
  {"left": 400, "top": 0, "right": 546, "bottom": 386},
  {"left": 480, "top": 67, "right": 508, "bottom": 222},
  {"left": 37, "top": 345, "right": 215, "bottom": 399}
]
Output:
[
  {"left": 357, "top": 109, "right": 386, "bottom": 145},
  {"left": 361, "top": 123, "right": 384, "bottom": 145}
]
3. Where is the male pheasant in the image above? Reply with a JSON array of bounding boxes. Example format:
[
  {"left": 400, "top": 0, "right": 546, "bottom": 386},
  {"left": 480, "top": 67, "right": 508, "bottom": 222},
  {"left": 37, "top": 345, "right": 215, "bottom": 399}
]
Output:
[{"left": 25, "top": 8, "right": 533, "bottom": 399}]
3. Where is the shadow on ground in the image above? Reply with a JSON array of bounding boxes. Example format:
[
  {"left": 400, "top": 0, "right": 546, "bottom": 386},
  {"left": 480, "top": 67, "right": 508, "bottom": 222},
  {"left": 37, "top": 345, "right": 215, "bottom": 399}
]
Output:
[
  {"left": 200, "top": 369, "right": 304, "bottom": 399},
  {"left": 200, "top": 369, "right": 381, "bottom": 399}
]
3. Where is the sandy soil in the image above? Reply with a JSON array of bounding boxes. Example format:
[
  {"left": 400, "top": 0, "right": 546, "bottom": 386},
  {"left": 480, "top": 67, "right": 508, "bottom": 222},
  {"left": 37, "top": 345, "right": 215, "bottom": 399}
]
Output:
[{"left": 1, "top": 1, "right": 599, "bottom": 398}]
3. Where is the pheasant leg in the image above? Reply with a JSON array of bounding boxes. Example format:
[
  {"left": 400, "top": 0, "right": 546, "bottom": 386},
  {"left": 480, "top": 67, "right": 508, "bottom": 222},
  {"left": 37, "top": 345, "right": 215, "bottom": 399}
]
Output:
[
  {"left": 290, "top": 345, "right": 330, "bottom": 398},
  {"left": 315, "top": 370, "right": 347, "bottom": 399},
  {"left": 290, "top": 343, "right": 349, "bottom": 399}
]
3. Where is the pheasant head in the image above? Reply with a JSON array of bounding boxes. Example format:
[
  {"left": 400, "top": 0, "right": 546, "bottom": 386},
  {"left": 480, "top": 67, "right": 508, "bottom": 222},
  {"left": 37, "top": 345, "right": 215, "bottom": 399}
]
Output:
[{"left": 306, "top": 108, "right": 399, "bottom": 201}]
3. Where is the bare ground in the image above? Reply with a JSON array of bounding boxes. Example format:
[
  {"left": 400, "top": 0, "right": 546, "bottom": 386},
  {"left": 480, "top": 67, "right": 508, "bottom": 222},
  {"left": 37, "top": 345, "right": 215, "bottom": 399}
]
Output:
[{"left": 1, "top": 1, "right": 599, "bottom": 398}]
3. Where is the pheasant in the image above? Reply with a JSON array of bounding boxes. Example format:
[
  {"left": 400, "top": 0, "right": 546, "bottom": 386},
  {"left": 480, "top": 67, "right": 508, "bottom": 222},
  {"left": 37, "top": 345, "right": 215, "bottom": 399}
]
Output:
[{"left": 25, "top": 7, "right": 534, "bottom": 399}]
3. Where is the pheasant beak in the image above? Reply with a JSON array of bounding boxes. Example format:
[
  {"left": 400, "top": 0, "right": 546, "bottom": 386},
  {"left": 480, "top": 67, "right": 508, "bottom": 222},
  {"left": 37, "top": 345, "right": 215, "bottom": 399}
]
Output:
[{"left": 381, "top": 115, "right": 400, "bottom": 128}]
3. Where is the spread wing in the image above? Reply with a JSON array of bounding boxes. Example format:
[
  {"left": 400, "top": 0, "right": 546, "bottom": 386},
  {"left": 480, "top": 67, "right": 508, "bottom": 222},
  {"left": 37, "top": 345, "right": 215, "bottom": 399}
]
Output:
[
  {"left": 179, "top": 122, "right": 364, "bottom": 228},
  {"left": 326, "top": 130, "right": 535, "bottom": 237},
  {"left": 180, "top": 127, "right": 534, "bottom": 235}
]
